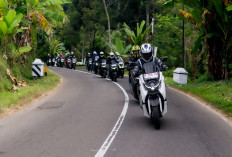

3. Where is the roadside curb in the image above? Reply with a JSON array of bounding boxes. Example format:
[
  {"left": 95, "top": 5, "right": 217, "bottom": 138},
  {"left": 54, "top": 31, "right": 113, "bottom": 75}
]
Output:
[{"left": 167, "top": 85, "right": 232, "bottom": 127}]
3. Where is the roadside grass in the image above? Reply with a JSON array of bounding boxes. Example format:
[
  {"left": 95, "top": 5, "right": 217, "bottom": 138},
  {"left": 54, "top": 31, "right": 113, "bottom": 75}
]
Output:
[
  {"left": 75, "top": 65, "right": 86, "bottom": 70},
  {"left": 165, "top": 77, "right": 232, "bottom": 118},
  {"left": 0, "top": 70, "right": 61, "bottom": 115}
]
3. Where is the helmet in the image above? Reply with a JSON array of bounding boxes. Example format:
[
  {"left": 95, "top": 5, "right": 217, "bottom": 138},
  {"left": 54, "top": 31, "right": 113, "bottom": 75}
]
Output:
[
  {"left": 115, "top": 52, "right": 120, "bottom": 58},
  {"left": 132, "top": 45, "right": 140, "bottom": 52},
  {"left": 110, "top": 52, "right": 114, "bottom": 59},
  {"left": 93, "top": 51, "right": 97, "bottom": 55},
  {"left": 140, "top": 43, "right": 152, "bottom": 61},
  {"left": 87, "top": 52, "right": 90, "bottom": 56},
  {"left": 131, "top": 45, "right": 140, "bottom": 58},
  {"left": 71, "top": 51, "right": 74, "bottom": 55},
  {"left": 100, "top": 51, "right": 104, "bottom": 57}
]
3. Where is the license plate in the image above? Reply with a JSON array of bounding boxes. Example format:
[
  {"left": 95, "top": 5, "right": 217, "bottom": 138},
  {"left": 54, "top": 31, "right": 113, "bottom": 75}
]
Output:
[{"left": 144, "top": 72, "right": 158, "bottom": 79}]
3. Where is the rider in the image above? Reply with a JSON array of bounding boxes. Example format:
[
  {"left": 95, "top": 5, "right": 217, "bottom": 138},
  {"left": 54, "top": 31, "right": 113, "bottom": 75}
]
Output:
[
  {"left": 92, "top": 51, "right": 99, "bottom": 70},
  {"left": 127, "top": 45, "right": 140, "bottom": 99},
  {"left": 115, "top": 52, "right": 123, "bottom": 62},
  {"left": 98, "top": 51, "right": 106, "bottom": 63},
  {"left": 107, "top": 52, "right": 117, "bottom": 65},
  {"left": 86, "top": 52, "right": 91, "bottom": 69},
  {"left": 133, "top": 43, "right": 167, "bottom": 77}
]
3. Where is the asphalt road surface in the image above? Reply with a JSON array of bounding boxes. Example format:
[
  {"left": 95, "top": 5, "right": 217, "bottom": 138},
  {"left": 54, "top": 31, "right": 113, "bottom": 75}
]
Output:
[{"left": 0, "top": 67, "right": 231, "bottom": 157}]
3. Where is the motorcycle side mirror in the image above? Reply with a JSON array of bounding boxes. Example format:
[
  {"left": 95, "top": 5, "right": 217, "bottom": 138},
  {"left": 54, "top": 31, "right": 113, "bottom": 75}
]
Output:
[{"left": 161, "top": 57, "right": 168, "bottom": 62}]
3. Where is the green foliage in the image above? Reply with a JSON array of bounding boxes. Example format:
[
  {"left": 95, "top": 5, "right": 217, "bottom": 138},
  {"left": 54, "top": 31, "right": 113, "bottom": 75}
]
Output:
[
  {"left": 123, "top": 20, "right": 151, "bottom": 46},
  {"left": 107, "top": 37, "right": 132, "bottom": 57},
  {"left": 39, "top": 0, "right": 72, "bottom": 7}
]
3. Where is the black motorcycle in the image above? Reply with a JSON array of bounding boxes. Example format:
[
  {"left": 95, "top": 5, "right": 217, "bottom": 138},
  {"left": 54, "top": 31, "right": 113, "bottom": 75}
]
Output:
[
  {"left": 51, "top": 57, "right": 55, "bottom": 66},
  {"left": 117, "top": 58, "right": 124, "bottom": 78},
  {"left": 93, "top": 56, "right": 99, "bottom": 74},
  {"left": 47, "top": 57, "right": 51, "bottom": 66},
  {"left": 71, "top": 57, "right": 76, "bottom": 69},
  {"left": 60, "top": 57, "right": 64, "bottom": 67},
  {"left": 109, "top": 60, "right": 118, "bottom": 82},
  {"left": 127, "top": 61, "right": 139, "bottom": 100},
  {"left": 87, "top": 58, "right": 93, "bottom": 71},
  {"left": 99, "top": 59, "right": 107, "bottom": 78}
]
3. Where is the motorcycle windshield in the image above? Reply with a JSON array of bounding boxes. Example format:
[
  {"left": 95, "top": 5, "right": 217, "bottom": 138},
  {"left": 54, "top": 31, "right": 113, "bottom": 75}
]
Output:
[
  {"left": 143, "top": 62, "right": 160, "bottom": 81},
  {"left": 101, "top": 59, "right": 106, "bottom": 64},
  {"left": 111, "top": 60, "right": 117, "bottom": 64},
  {"left": 143, "top": 62, "right": 158, "bottom": 74},
  {"left": 117, "top": 58, "right": 123, "bottom": 62},
  {"left": 94, "top": 56, "right": 99, "bottom": 61}
]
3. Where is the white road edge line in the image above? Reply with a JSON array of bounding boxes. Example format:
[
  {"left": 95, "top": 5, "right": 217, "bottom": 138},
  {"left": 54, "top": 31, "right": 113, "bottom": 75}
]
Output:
[{"left": 75, "top": 70, "right": 129, "bottom": 157}]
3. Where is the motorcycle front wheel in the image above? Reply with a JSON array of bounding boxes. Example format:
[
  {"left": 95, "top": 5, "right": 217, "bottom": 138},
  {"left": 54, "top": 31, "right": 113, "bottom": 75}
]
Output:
[{"left": 152, "top": 106, "right": 160, "bottom": 130}]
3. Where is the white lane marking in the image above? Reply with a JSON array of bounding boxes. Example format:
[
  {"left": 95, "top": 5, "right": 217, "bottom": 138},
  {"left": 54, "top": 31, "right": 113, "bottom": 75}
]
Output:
[{"left": 75, "top": 70, "right": 129, "bottom": 157}]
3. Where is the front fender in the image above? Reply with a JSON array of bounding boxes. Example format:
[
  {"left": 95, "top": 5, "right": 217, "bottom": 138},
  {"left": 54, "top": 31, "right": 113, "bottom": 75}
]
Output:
[{"left": 149, "top": 97, "right": 159, "bottom": 107}]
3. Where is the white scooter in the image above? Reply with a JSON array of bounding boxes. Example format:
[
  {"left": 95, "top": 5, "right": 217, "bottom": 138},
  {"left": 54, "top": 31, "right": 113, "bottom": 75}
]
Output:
[{"left": 138, "top": 61, "right": 167, "bottom": 129}]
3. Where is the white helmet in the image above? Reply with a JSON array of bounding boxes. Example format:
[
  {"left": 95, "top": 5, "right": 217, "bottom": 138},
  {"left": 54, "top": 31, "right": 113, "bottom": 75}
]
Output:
[
  {"left": 110, "top": 52, "right": 114, "bottom": 59},
  {"left": 140, "top": 43, "right": 152, "bottom": 61},
  {"left": 71, "top": 51, "right": 74, "bottom": 55},
  {"left": 115, "top": 52, "right": 120, "bottom": 57},
  {"left": 100, "top": 51, "right": 104, "bottom": 57}
]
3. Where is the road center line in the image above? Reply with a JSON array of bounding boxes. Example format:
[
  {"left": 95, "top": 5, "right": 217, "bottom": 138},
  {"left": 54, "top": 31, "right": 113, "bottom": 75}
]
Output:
[{"left": 75, "top": 70, "right": 129, "bottom": 157}]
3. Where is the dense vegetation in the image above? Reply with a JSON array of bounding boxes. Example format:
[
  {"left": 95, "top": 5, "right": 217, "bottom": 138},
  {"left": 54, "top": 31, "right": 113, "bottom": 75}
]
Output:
[
  {"left": 0, "top": 0, "right": 71, "bottom": 90},
  {"left": 58, "top": 0, "right": 232, "bottom": 81},
  {"left": 1, "top": 0, "right": 232, "bottom": 85}
]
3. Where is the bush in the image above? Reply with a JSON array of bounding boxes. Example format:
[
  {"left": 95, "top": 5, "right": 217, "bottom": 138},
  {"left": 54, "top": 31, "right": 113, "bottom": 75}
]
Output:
[{"left": 195, "top": 73, "right": 214, "bottom": 83}]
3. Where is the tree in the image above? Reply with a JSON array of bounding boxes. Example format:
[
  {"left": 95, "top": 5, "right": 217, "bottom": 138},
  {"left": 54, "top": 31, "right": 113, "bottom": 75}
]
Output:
[{"left": 166, "top": 0, "right": 232, "bottom": 80}]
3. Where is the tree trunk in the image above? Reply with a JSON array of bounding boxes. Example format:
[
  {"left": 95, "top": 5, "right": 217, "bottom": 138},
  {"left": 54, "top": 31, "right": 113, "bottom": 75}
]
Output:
[
  {"left": 146, "top": 0, "right": 150, "bottom": 28},
  {"left": 152, "top": 0, "right": 156, "bottom": 46},
  {"left": 103, "top": 0, "right": 112, "bottom": 51},
  {"left": 206, "top": 36, "right": 225, "bottom": 80},
  {"left": 91, "top": 28, "right": 96, "bottom": 56},
  {"left": 117, "top": 1, "right": 120, "bottom": 29}
]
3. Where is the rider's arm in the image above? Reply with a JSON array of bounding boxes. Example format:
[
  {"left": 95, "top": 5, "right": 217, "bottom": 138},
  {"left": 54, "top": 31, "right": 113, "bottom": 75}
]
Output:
[
  {"left": 133, "top": 60, "right": 142, "bottom": 77},
  {"left": 155, "top": 57, "right": 168, "bottom": 70}
]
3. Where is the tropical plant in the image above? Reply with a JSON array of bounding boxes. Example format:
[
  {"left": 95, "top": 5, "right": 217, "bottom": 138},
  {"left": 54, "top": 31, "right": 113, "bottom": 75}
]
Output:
[
  {"left": 165, "top": 0, "right": 232, "bottom": 80},
  {"left": 0, "top": 8, "right": 31, "bottom": 63},
  {"left": 107, "top": 37, "right": 132, "bottom": 58},
  {"left": 123, "top": 20, "right": 151, "bottom": 46}
]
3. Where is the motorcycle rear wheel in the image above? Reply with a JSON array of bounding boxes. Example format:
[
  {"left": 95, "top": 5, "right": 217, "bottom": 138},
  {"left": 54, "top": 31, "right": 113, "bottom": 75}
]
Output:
[{"left": 152, "top": 106, "right": 160, "bottom": 130}]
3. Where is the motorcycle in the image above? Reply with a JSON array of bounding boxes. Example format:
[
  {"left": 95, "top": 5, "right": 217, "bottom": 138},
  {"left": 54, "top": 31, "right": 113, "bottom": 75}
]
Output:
[
  {"left": 117, "top": 58, "right": 124, "bottom": 78},
  {"left": 66, "top": 57, "right": 71, "bottom": 69},
  {"left": 60, "top": 58, "right": 64, "bottom": 67},
  {"left": 99, "top": 59, "right": 107, "bottom": 78},
  {"left": 109, "top": 60, "right": 118, "bottom": 82},
  {"left": 47, "top": 58, "right": 51, "bottom": 66},
  {"left": 138, "top": 62, "right": 167, "bottom": 129},
  {"left": 87, "top": 58, "right": 93, "bottom": 71},
  {"left": 93, "top": 56, "right": 99, "bottom": 74},
  {"left": 71, "top": 57, "right": 76, "bottom": 69},
  {"left": 51, "top": 57, "right": 55, "bottom": 66}
]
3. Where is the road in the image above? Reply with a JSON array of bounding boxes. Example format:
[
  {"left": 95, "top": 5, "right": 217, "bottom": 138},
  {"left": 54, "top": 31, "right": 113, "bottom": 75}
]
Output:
[{"left": 0, "top": 67, "right": 231, "bottom": 157}]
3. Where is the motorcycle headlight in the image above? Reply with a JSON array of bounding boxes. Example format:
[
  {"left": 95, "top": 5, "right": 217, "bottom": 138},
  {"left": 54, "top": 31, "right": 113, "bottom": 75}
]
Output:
[{"left": 143, "top": 81, "right": 160, "bottom": 91}]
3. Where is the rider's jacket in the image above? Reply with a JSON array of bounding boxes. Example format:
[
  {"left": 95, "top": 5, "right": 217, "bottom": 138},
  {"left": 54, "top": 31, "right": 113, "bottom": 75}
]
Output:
[{"left": 134, "top": 56, "right": 165, "bottom": 76}]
